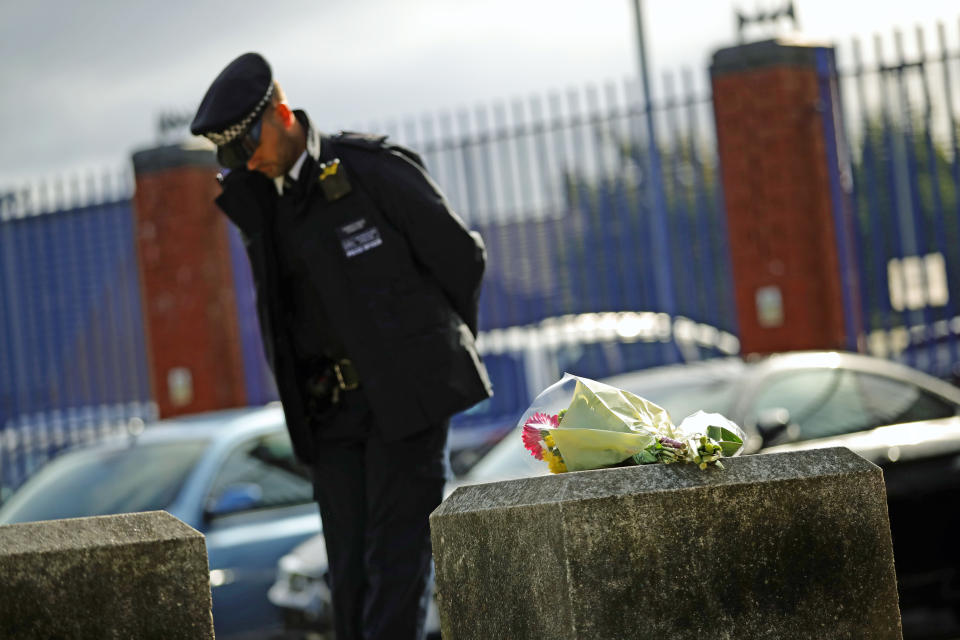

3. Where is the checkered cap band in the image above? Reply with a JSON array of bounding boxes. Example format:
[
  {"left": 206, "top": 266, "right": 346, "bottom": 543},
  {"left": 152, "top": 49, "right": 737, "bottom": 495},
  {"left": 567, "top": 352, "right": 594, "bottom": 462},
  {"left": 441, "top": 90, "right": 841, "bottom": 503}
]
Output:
[{"left": 203, "top": 83, "right": 275, "bottom": 146}]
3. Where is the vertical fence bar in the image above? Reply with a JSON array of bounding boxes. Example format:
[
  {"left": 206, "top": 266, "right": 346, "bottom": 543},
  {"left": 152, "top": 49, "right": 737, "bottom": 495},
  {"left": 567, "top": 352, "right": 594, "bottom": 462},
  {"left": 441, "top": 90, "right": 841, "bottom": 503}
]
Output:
[
  {"left": 475, "top": 105, "right": 514, "bottom": 330},
  {"left": 74, "top": 175, "right": 106, "bottom": 430},
  {"left": 491, "top": 102, "right": 530, "bottom": 326},
  {"left": 565, "top": 87, "right": 605, "bottom": 319},
  {"left": 35, "top": 183, "right": 64, "bottom": 466},
  {"left": 505, "top": 99, "right": 548, "bottom": 393},
  {"left": 915, "top": 26, "right": 959, "bottom": 376},
  {"left": 510, "top": 99, "right": 550, "bottom": 325},
  {"left": 47, "top": 182, "right": 73, "bottom": 435},
  {"left": 621, "top": 77, "right": 655, "bottom": 317},
  {"left": 893, "top": 30, "right": 937, "bottom": 370},
  {"left": 458, "top": 109, "right": 494, "bottom": 332},
  {"left": 35, "top": 196, "right": 58, "bottom": 440},
  {"left": 852, "top": 38, "right": 895, "bottom": 360},
  {"left": 113, "top": 169, "right": 142, "bottom": 421},
  {"left": 530, "top": 94, "right": 574, "bottom": 319},
  {"left": 65, "top": 186, "right": 91, "bottom": 442},
  {"left": 437, "top": 111, "right": 467, "bottom": 223},
  {"left": 682, "top": 70, "right": 718, "bottom": 329},
  {"left": 20, "top": 188, "right": 44, "bottom": 423},
  {"left": 0, "top": 189, "right": 25, "bottom": 433},
  {"left": 626, "top": 79, "right": 657, "bottom": 317},
  {"left": 875, "top": 34, "right": 918, "bottom": 367},
  {"left": 604, "top": 81, "right": 644, "bottom": 315},
  {"left": 641, "top": 70, "right": 679, "bottom": 327},
  {"left": 0, "top": 191, "right": 17, "bottom": 490},
  {"left": 11, "top": 188, "right": 35, "bottom": 481},
  {"left": 549, "top": 91, "right": 590, "bottom": 318},
  {"left": 663, "top": 71, "right": 696, "bottom": 322},
  {"left": 92, "top": 173, "right": 121, "bottom": 420},
  {"left": 817, "top": 46, "right": 861, "bottom": 353},
  {"left": 940, "top": 22, "right": 960, "bottom": 377},
  {"left": 592, "top": 84, "right": 629, "bottom": 314}
]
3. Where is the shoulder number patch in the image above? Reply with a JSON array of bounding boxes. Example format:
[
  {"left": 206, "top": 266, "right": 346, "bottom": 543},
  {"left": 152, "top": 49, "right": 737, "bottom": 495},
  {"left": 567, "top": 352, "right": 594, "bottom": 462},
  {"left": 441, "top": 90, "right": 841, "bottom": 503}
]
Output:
[{"left": 318, "top": 158, "right": 352, "bottom": 201}]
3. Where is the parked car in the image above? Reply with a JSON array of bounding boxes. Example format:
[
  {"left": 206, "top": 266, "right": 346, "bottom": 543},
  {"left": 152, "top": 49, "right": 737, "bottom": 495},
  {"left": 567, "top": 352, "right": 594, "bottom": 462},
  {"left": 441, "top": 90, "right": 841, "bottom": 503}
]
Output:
[
  {"left": 0, "top": 404, "right": 321, "bottom": 640},
  {"left": 268, "top": 351, "right": 960, "bottom": 638}
]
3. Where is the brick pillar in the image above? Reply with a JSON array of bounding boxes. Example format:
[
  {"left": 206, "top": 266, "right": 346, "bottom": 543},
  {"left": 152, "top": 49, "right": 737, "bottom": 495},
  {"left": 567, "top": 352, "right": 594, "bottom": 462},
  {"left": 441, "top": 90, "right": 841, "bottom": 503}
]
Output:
[
  {"left": 711, "top": 39, "right": 862, "bottom": 356},
  {"left": 132, "top": 142, "right": 248, "bottom": 418}
]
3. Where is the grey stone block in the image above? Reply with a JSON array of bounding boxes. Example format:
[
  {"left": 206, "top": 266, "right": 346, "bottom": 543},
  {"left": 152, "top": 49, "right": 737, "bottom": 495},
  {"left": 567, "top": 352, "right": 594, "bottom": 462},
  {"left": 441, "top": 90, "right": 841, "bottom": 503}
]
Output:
[
  {"left": 431, "top": 447, "right": 902, "bottom": 639},
  {"left": 0, "top": 510, "right": 214, "bottom": 639}
]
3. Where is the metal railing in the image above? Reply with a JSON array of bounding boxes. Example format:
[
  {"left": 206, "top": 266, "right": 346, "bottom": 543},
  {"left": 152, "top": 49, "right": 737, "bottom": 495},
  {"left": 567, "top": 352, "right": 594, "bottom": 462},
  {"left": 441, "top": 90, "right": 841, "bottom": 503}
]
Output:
[
  {"left": 0, "top": 170, "right": 155, "bottom": 493},
  {"left": 366, "top": 72, "right": 736, "bottom": 344},
  {"left": 838, "top": 20, "right": 960, "bottom": 380}
]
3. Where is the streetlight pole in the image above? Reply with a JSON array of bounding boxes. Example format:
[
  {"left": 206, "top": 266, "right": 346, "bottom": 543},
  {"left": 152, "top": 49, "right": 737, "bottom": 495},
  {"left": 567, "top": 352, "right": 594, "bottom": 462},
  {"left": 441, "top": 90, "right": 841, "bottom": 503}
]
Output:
[{"left": 629, "top": 0, "right": 678, "bottom": 354}]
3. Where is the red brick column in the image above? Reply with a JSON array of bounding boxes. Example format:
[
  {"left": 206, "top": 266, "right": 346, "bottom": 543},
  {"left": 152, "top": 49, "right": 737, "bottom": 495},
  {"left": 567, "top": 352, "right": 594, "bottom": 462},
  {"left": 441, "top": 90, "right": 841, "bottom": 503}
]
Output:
[
  {"left": 711, "top": 40, "right": 861, "bottom": 356},
  {"left": 132, "top": 143, "right": 247, "bottom": 418}
]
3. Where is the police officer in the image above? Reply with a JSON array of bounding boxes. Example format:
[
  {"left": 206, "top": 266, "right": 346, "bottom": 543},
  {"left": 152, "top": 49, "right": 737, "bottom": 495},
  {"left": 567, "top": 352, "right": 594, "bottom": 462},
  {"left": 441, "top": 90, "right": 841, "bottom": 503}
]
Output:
[{"left": 190, "top": 52, "right": 492, "bottom": 640}]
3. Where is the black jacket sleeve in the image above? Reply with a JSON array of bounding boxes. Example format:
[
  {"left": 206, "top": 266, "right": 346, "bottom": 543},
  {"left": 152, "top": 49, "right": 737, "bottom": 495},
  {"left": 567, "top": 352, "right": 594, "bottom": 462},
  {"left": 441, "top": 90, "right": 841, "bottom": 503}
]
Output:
[
  {"left": 214, "top": 168, "right": 277, "bottom": 237},
  {"left": 360, "top": 150, "right": 487, "bottom": 337}
]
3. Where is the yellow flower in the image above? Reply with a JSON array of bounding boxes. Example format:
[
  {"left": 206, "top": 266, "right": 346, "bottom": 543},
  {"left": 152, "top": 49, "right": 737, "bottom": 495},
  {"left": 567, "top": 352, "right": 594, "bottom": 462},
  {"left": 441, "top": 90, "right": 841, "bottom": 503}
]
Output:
[{"left": 541, "top": 434, "right": 567, "bottom": 473}]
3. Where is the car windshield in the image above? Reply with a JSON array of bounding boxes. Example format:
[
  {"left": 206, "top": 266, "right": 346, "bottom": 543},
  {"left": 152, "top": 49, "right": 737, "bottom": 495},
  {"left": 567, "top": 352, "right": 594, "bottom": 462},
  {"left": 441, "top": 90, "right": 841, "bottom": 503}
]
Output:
[
  {"left": 0, "top": 439, "right": 209, "bottom": 524},
  {"left": 465, "top": 375, "right": 739, "bottom": 483}
]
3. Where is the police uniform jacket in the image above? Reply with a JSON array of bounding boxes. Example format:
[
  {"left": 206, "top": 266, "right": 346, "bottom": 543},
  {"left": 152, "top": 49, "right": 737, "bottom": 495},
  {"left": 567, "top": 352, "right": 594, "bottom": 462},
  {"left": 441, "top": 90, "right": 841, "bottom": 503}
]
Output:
[{"left": 215, "top": 112, "right": 492, "bottom": 464}]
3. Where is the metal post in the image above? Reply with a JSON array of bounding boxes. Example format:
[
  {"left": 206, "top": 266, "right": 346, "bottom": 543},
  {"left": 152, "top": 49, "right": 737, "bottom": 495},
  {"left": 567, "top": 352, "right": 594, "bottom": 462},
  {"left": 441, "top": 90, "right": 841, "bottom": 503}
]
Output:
[{"left": 630, "top": 0, "right": 679, "bottom": 360}]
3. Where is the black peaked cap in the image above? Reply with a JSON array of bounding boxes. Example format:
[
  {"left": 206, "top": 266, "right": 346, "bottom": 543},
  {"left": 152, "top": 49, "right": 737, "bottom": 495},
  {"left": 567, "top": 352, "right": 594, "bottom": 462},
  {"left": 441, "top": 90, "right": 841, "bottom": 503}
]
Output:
[{"left": 191, "top": 52, "right": 274, "bottom": 144}]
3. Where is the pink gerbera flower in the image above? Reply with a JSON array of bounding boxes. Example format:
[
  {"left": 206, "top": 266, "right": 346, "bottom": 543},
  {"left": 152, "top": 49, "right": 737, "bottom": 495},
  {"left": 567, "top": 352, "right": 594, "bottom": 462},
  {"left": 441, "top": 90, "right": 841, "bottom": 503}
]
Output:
[{"left": 521, "top": 412, "right": 559, "bottom": 460}]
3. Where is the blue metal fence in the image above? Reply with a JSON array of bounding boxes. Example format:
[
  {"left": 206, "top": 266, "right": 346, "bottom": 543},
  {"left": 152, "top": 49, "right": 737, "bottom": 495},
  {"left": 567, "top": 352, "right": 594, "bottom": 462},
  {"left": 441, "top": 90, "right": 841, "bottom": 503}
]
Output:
[
  {"left": 0, "top": 174, "right": 154, "bottom": 494},
  {"left": 325, "top": 77, "right": 740, "bottom": 451},
  {"left": 839, "top": 22, "right": 960, "bottom": 381},
  {"left": 370, "top": 74, "right": 738, "bottom": 401}
]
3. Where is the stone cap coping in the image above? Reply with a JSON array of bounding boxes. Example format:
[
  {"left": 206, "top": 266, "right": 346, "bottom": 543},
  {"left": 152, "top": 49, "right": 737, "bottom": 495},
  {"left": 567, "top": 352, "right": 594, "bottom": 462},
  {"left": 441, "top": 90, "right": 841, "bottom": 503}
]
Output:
[
  {"left": 132, "top": 138, "right": 218, "bottom": 175},
  {"left": 0, "top": 511, "right": 204, "bottom": 556},
  {"left": 711, "top": 37, "right": 834, "bottom": 76},
  {"left": 433, "top": 447, "right": 876, "bottom": 517}
]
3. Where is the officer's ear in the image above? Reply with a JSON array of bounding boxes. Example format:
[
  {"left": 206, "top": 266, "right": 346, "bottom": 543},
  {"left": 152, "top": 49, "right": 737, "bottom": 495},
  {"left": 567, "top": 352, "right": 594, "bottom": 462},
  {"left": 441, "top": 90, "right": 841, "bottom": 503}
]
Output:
[{"left": 275, "top": 102, "right": 295, "bottom": 128}]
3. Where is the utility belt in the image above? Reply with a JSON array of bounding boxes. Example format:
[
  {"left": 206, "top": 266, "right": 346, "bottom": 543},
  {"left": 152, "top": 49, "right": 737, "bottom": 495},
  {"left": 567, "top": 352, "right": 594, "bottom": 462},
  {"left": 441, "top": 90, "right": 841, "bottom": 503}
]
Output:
[{"left": 305, "top": 358, "right": 360, "bottom": 406}]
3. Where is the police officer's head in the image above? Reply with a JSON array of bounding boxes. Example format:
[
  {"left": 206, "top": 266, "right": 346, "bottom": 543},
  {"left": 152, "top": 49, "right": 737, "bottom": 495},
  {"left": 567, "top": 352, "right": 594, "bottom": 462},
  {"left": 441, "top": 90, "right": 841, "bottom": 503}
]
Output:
[{"left": 191, "top": 52, "right": 305, "bottom": 178}]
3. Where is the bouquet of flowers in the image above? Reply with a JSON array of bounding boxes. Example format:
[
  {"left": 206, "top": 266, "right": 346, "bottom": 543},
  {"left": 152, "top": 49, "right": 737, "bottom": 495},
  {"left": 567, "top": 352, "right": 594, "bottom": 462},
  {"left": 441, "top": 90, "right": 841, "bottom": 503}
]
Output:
[{"left": 520, "top": 373, "right": 745, "bottom": 473}]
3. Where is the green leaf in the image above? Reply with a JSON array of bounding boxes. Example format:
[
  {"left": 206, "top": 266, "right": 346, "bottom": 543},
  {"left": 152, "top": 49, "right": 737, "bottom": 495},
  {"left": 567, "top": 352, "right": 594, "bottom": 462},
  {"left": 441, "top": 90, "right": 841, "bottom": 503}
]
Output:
[
  {"left": 706, "top": 425, "right": 722, "bottom": 441},
  {"left": 633, "top": 449, "right": 658, "bottom": 465},
  {"left": 719, "top": 441, "right": 741, "bottom": 457},
  {"left": 719, "top": 427, "right": 743, "bottom": 444}
]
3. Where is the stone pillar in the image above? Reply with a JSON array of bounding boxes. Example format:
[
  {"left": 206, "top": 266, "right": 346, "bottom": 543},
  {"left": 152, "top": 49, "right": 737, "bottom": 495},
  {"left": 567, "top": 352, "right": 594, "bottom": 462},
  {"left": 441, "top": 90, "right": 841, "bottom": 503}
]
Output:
[
  {"left": 430, "top": 448, "right": 902, "bottom": 639},
  {"left": 132, "top": 141, "right": 248, "bottom": 418},
  {"left": 0, "top": 511, "right": 214, "bottom": 639},
  {"left": 711, "top": 39, "right": 862, "bottom": 355}
]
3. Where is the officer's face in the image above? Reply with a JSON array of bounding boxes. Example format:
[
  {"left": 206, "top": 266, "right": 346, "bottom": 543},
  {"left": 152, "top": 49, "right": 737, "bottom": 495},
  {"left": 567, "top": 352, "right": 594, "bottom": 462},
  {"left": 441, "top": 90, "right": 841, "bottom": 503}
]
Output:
[{"left": 246, "top": 103, "right": 295, "bottom": 178}]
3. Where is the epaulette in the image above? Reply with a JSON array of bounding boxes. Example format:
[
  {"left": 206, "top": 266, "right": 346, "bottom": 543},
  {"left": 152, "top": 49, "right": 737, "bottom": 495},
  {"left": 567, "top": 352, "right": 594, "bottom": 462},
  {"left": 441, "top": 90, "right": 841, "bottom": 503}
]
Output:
[
  {"left": 333, "top": 130, "right": 427, "bottom": 171},
  {"left": 333, "top": 131, "right": 388, "bottom": 150}
]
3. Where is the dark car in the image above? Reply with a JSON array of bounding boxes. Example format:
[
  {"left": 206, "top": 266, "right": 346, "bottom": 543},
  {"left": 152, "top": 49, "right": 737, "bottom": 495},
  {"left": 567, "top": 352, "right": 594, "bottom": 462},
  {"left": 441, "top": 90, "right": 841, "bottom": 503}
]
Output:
[{"left": 0, "top": 404, "right": 321, "bottom": 640}]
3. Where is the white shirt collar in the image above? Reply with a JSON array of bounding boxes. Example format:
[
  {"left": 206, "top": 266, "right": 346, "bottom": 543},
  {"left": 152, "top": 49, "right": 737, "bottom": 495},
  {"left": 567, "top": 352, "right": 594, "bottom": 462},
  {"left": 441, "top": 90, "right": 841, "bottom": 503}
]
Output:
[
  {"left": 274, "top": 150, "right": 309, "bottom": 195},
  {"left": 273, "top": 112, "right": 321, "bottom": 195}
]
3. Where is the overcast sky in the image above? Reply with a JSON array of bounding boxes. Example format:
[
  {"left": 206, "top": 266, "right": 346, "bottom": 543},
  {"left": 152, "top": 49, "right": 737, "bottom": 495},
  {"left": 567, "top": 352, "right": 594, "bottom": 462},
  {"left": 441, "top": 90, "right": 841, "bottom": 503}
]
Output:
[{"left": 2, "top": 0, "right": 959, "bottom": 187}]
